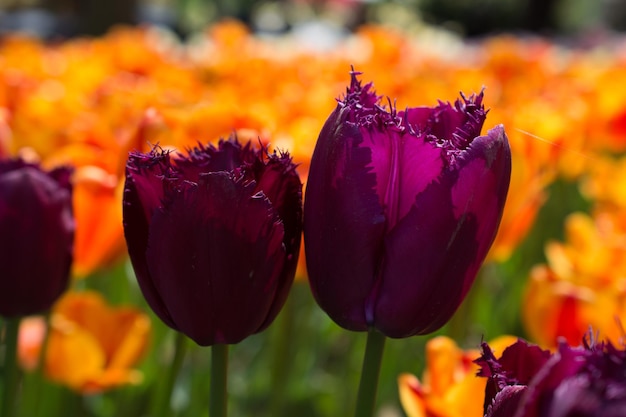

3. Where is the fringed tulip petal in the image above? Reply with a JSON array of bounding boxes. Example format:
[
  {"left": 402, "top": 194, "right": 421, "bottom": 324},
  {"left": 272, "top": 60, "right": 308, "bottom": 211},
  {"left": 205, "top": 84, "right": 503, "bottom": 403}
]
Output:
[
  {"left": 123, "top": 151, "right": 176, "bottom": 329},
  {"left": 253, "top": 157, "right": 303, "bottom": 330},
  {"left": 304, "top": 111, "right": 386, "bottom": 330},
  {"left": 485, "top": 386, "right": 527, "bottom": 417},
  {"left": 145, "top": 173, "right": 285, "bottom": 345},
  {"left": 123, "top": 137, "right": 302, "bottom": 346},
  {"left": 304, "top": 72, "right": 511, "bottom": 336},
  {"left": 398, "top": 336, "right": 516, "bottom": 417},
  {"left": 477, "top": 335, "right": 626, "bottom": 417},
  {"left": 376, "top": 126, "right": 510, "bottom": 336},
  {"left": 374, "top": 165, "right": 480, "bottom": 336}
]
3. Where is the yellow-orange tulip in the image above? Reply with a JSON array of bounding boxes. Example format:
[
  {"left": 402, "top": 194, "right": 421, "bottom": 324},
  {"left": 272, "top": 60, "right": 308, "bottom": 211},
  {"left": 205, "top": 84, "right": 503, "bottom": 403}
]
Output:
[
  {"left": 18, "top": 291, "right": 151, "bottom": 393},
  {"left": 42, "top": 146, "right": 128, "bottom": 278},
  {"left": 398, "top": 335, "right": 516, "bottom": 417},
  {"left": 523, "top": 212, "right": 626, "bottom": 347}
]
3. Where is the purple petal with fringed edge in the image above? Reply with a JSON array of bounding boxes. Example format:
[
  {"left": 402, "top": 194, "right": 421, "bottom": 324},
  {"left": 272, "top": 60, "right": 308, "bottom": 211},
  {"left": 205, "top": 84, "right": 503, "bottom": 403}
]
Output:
[
  {"left": 304, "top": 103, "right": 386, "bottom": 331},
  {"left": 516, "top": 342, "right": 589, "bottom": 417},
  {"left": 145, "top": 173, "right": 285, "bottom": 346},
  {"left": 305, "top": 71, "right": 510, "bottom": 336},
  {"left": 252, "top": 153, "right": 302, "bottom": 331},
  {"left": 372, "top": 126, "right": 509, "bottom": 337},
  {"left": 486, "top": 386, "right": 527, "bottom": 417},
  {"left": 476, "top": 339, "right": 552, "bottom": 416},
  {"left": 123, "top": 148, "right": 177, "bottom": 329},
  {"left": 123, "top": 137, "right": 302, "bottom": 345}
]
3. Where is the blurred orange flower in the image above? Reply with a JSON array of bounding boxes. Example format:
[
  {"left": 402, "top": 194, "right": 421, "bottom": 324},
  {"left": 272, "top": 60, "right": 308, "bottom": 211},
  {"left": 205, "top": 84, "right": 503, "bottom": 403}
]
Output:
[
  {"left": 70, "top": 166, "right": 126, "bottom": 278},
  {"left": 486, "top": 128, "right": 554, "bottom": 262},
  {"left": 18, "top": 291, "right": 151, "bottom": 394},
  {"left": 3, "top": 21, "right": 626, "bottom": 281},
  {"left": 398, "top": 335, "right": 516, "bottom": 417},
  {"left": 523, "top": 212, "right": 626, "bottom": 348},
  {"left": 580, "top": 155, "right": 626, "bottom": 213},
  {"left": 42, "top": 145, "right": 129, "bottom": 279}
]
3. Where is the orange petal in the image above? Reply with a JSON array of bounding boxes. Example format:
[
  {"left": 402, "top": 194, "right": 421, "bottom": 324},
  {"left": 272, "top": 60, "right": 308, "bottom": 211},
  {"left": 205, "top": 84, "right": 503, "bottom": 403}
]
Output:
[
  {"left": 398, "top": 373, "right": 428, "bottom": 417},
  {"left": 43, "top": 291, "right": 151, "bottom": 393},
  {"left": 17, "top": 316, "right": 46, "bottom": 371}
]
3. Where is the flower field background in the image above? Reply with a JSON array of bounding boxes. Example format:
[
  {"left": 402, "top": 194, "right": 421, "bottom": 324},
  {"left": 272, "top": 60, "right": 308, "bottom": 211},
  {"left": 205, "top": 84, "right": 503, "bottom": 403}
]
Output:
[{"left": 2, "top": 10, "right": 626, "bottom": 417}]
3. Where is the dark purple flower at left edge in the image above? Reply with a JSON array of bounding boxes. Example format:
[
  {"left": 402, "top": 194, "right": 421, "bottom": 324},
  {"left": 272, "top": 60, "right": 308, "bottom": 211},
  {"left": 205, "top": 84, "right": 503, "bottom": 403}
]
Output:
[
  {"left": 304, "top": 71, "right": 511, "bottom": 337},
  {"left": 0, "top": 158, "right": 74, "bottom": 317},
  {"left": 476, "top": 335, "right": 626, "bottom": 417},
  {"left": 123, "top": 136, "right": 303, "bottom": 346}
]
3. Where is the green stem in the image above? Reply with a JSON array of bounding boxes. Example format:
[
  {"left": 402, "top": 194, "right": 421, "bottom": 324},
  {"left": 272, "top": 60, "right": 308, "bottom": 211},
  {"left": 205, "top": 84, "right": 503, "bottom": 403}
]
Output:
[
  {"left": 354, "top": 329, "right": 386, "bottom": 417},
  {"left": 35, "top": 313, "right": 51, "bottom": 375},
  {"left": 2, "top": 317, "right": 22, "bottom": 417},
  {"left": 151, "top": 331, "right": 187, "bottom": 417},
  {"left": 31, "top": 313, "right": 51, "bottom": 417},
  {"left": 269, "top": 293, "right": 294, "bottom": 416},
  {"left": 210, "top": 344, "right": 229, "bottom": 417}
]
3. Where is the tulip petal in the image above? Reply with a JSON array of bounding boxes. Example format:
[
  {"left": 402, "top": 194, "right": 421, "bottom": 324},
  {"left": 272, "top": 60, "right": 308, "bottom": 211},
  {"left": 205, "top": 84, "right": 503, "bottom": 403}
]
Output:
[
  {"left": 453, "top": 126, "right": 511, "bottom": 271},
  {"left": 372, "top": 166, "right": 475, "bottom": 337},
  {"left": 123, "top": 158, "right": 176, "bottom": 329},
  {"left": 304, "top": 106, "right": 386, "bottom": 330},
  {"left": 145, "top": 172, "right": 285, "bottom": 345},
  {"left": 125, "top": 150, "right": 169, "bottom": 223},
  {"left": 485, "top": 386, "right": 526, "bottom": 417},
  {"left": 0, "top": 165, "right": 73, "bottom": 316},
  {"left": 176, "top": 140, "right": 258, "bottom": 182},
  {"left": 373, "top": 125, "right": 510, "bottom": 337},
  {"left": 253, "top": 155, "right": 303, "bottom": 331},
  {"left": 516, "top": 342, "right": 587, "bottom": 417},
  {"left": 359, "top": 126, "right": 445, "bottom": 229}
]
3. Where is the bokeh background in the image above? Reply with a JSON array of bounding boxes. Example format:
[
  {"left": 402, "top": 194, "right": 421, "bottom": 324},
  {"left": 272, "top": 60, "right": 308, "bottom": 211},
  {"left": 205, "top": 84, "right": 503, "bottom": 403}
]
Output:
[
  {"left": 3, "top": 0, "right": 626, "bottom": 416},
  {"left": 1, "top": 0, "right": 626, "bottom": 38}
]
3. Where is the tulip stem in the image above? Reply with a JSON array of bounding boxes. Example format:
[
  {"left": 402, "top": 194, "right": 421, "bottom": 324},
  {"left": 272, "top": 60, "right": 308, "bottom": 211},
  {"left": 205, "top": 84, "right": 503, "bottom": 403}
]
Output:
[
  {"left": 354, "top": 329, "right": 386, "bottom": 417},
  {"left": 2, "top": 317, "right": 22, "bottom": 417},
  {"left": 210, "top": 344, "right": 228, "bottom": 417},
  {"left": 269, "top": 291, "right": 295, "bottom": 416},
  {"left": 32, "top": 313, "right": 51, "bottom": 417}
]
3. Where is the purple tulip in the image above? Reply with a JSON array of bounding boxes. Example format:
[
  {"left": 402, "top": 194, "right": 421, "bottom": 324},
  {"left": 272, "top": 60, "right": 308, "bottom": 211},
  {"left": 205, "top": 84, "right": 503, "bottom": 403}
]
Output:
[
  {"left": 476, "top": 336, "right": 626, "bottom": 417},
  {"left": 303, "top": 72, "right": 511, "bottom": 337},
  {"left": 123, "top": 137, "right": 302, "bottom": 346},
  {"left": 0, "top": 159, "right": 74, "bottom": 317}
]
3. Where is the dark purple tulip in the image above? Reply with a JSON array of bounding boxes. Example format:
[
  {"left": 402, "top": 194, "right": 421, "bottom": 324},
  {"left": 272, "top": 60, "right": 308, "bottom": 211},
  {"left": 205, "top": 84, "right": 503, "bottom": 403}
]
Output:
[
  {"left": 476, "top": 336, "right": 626, "bottom": 417},
  {"left": 303, "top": 72, "right": 511, "bottom": 337},
  {"left": 0, "top": 158, "right": 74, "bottom": 317},
  {"left": 123, "top": 137, "right": 302, "bottom": 346}
]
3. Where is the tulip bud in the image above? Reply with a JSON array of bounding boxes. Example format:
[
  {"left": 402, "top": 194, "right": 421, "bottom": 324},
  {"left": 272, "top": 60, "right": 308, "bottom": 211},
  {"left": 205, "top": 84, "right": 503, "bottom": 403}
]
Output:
[
  {"left": 304, "top": 72, "right": 511, "bottom": 337},
  {"left": 122, "top": 137, "right": 302, "bottom": 346},
  {"left": 0, "top": 159, "right": 74, "bottom": 317},
  {"left": 476, "top": 336, "right": 626, "bottom": 417}
]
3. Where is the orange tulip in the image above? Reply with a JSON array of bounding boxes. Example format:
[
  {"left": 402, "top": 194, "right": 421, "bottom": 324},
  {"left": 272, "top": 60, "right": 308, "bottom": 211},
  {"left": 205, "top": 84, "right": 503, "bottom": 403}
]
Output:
[
  {"left": 18, "top": 291, "right": 151, "bottom": 393},
  {"left": 41, "top": 147, "right": 128, "bottom": 279},
  {"left": 523, "top": 212, "right": 626, "bottom": 347},
  {"left": 72, "top": 166, "right": 126, "bottom": 278},
  {"left": 486, "top": 128, "right": 554, "bottom": 262},
  {"left": 581, "top": 155, "right": 626, "bottom": 213},
  {"left": 398, "top": 335, "right": 516, "bottom": 417}
]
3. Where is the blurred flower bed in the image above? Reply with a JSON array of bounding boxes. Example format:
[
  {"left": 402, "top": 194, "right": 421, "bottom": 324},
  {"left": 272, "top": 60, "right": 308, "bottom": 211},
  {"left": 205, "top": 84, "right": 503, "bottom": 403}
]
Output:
[{"left": 2, "top": 19, "right": 626, "bottom": 416}]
